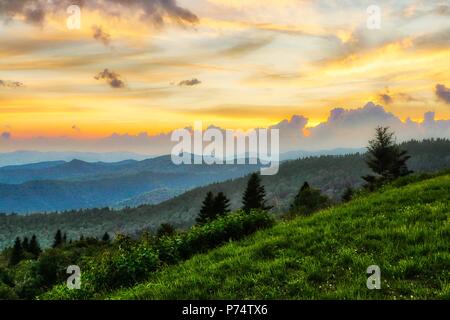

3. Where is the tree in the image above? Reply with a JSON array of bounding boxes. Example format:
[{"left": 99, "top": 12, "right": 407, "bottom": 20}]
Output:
[
  {"left": 196, "top": 191, "right": 216, "bottom": 224},
  {"left": 156, "top": 224, "right": 176, "bottom": 238},
  {"left": 29, "top": 235, "right": 42, "bottom": 258},
  {"left": 22, "top": 237, "right": 30, "bottom": 252},
  {"left": 102, "top": 232, "right": 111, "bottom": 242},
  {"left": 363, "top": 126, "right": 411, "bottom": 188},
  {"left": 9, "top": 237, "right": 23, "bottom": 266},
  {"left": 290, "top": 182, "right": 329, "bottom": 216},
  {"left": 242, "top": 173, "right": 270, "bottom": 213},
  {"left": 213, "top": 192, "right": 231, "bottom": 217},
  {"left": 62, "top": 232, "right": 67, "bottom": 244},
  {"left": 52, "top": 230, "right": 63, "bottom": 248},
  {"left": 341, "top": 186, "right": 354, "bottom": 202}
]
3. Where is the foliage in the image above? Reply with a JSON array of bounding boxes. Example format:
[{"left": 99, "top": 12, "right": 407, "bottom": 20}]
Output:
[
  {"left": 196, "top": 191, "right": 216, "bottom": 224},
  {"left": 242, "top": 173, "right": 271, "bottom": 213},
  {"left": 41, "top": 210, "right": 274, "bottom": 299},
  {"left": 341, "top": 186, "right": 354, "bottom": 202},
  {"left": 197, "top": 191, "right": 231, "bottom": 224},
  {"left": 9, "top": 238, "right": 23, "bottom": 266},
  {"left": 109, "top": 174, "right": 450, "bottom": 300},
  {"left": 213, "top": 192, "right": 231, "bottom": 217},
  {"left": 52, "top": 230, "right": 63, "bottom": 248},
  {"left": 363, "top": 127, "right": 411, "bottom": 188},
  {"left": 156, "top": 224, "right": 176, "bottom": 238},
  {"left": 289, "top": 182, "right": 330, "bottom": 216}
]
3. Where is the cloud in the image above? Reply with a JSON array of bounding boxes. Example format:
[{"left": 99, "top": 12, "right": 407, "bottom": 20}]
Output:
[
  {"left": 377, "top": 88, "right": 421, "bottom": 105},
  {"left": 218, "top": 37, "right": 273, "bottom": 58},
  {"left": 435, "top": 84, "right": 450, "bottom": 104},
  {"left": 1, "top": 102, "right": 449, "bottom": 154},
  {"left": 92, "top": 25, "right": 111, "bottom": 46},
  {"left": 1, "top": 132, "right": 11, "bottom": 140},
  {"left": 378, "top": 93, "right": 393, "bottom": 105},
  {"left": 0, "top": 79, "right": 24, "bottom": 88},
  {"left": 178, "top": 78, "right": 202, "bottom": 86},
  {"left": 0, "top": 0, "right": 198, "bottom": 26},
  {"left": 94, "top": 69, "right": 126, "bottom": 89}
]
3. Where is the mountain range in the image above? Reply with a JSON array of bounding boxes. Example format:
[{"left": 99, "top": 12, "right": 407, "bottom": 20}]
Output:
[
  {"left": 0, "top": 148, "right": 366, "bottom": 214},
  {"left": 0, "top": 138, "right": 448, "bottom": 249}
]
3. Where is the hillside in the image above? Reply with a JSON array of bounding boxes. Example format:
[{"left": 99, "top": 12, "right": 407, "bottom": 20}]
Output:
[
  {"left": 109, "top": 174, "right": 450, "bottom": 300},
  {"left": 0, "top": 139, "right": 449, "bottom": 249}
]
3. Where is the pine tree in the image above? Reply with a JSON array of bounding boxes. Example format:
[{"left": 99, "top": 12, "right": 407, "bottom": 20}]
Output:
[
  {"left": 213, "top": 192, "right": 231, "bottom": 217},
  {"left": 9, "top": 237, "right": 23, "bottom": 266},
  {"left": 363, "top": 126, "right": 411, "bottom": 188},
  {"left": 52, "top": 230, "right": 63, "bottom": 248},
  {"left": 242, "top": 173, "right": 270, "bottom": 213},
  {"left": 196, "top": 191, "right": 215, "bottom": 224},
  {"left": 290, "top": 182, "right": 329, "bottom": 216},
  {"left": 63, "top": 232, "right": 67, "bottom": 244},
  {"left": 22, "top": 237, "right": 30, "bottom": 252},
  {"left": 29, "top": 234, "right": 42, "bottom": 258},
  {"left": 102, "top": 232, "right": 111, "bottom": 242}
]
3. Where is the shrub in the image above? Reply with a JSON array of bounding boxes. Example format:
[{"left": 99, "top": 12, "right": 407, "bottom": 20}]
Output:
[
  {"left": 0, "top": 281, "right": 18, "bottom": 300},
  {"left": 179, "top": 210, "right": 275, "bottom": 258},
  {"left": 42, "top": 210, "right": 274, "bottom": 299}
]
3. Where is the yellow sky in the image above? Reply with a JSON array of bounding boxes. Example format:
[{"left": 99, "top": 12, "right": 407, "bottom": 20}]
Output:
[{"left": 0, "top": 0, "right": 449, "bottom": 139}]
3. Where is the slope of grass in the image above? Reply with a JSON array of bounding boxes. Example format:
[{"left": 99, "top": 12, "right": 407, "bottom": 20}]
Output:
[{"left": 109, "top": 175, "right": 450, "bottom": 300}]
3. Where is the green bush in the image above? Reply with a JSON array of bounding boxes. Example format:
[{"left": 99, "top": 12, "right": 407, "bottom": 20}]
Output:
[
  {"left": 179, "top": 210, "right": 275, "bottom": 258},
  {"left": 0, "top": 281, "right": 18, "bottom": 300},
  {"left": 42, "top": 210, "right": 274, "bottom": 299}
]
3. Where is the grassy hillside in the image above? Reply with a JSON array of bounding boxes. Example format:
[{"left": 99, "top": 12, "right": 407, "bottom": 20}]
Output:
[{"left": 109, "top": 174, "right": 450, "bottom": 299}]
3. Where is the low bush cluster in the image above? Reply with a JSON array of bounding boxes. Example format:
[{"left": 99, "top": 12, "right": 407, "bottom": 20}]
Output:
[{"left": 40, "top": 210, "right": 274, "bottom": 299}]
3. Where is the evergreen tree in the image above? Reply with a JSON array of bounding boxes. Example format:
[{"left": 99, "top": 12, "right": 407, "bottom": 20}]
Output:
[
  {"left": 52, "top": 230, "right": 63, "bottom": 248},
  {"left": 300, "top": 181, "right": 310, "bottom": 192},
  {"left": 22, "top": 237, "right": 30, "bottom": 252},
  {"left": 29, "top": 234, "right": 42, "bottom": 258},
  {"left": 290, "top": 182, "right": 329, "bottom": 216},
  {"left": 196, "top": 191, "right": 216, "bottom": 224},
  {"left": 341, "top": 186, "right": 354, "bottom": 202},
  {"left": 9, "top": 237, "right": 23, "bottom": 266},
  {"left": 102, "top": 232, "right": 111, "bottom": 242},
  {"left": 242, "top": 173, "right": 270, "bottom": 213},
  {"left": 213, "top": 192, "right": 231, "bottom": 217},
  {"left": 363, "top": 126, "right": 411, "bottom": 188},
  {"left": 63, "top": 232, "right": 67, "bottom": 244}
]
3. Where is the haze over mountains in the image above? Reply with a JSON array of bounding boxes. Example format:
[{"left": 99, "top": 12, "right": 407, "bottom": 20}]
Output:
[
  {"left": 0, "top": 154, "right": 261, "bottom": 214},
  {"left": 0, "top": 148, "right": 364, "bottom": 214}
]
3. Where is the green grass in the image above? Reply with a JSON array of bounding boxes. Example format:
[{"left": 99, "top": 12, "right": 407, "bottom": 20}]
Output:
[{"left": 109, "top": 175, "right": 450, "bottom": 300}]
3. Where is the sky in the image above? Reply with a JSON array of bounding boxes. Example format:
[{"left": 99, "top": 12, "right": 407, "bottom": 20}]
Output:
[{"left": 0, "top": 0, "right": 449, "bottom": 152}]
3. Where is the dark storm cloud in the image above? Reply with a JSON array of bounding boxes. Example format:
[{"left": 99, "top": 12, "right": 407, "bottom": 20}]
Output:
[
  {"left": 178, "top": 78, "right": 202, "bottom": 86},
  {"left": 94, "top": 69, "right": 126, "bottom": 89},
  {"left": 0, "top": 0, "right": 198, "bottom": 26},
  {"left": 435, "top": 84, "right": 450, "bottom": 104}
]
